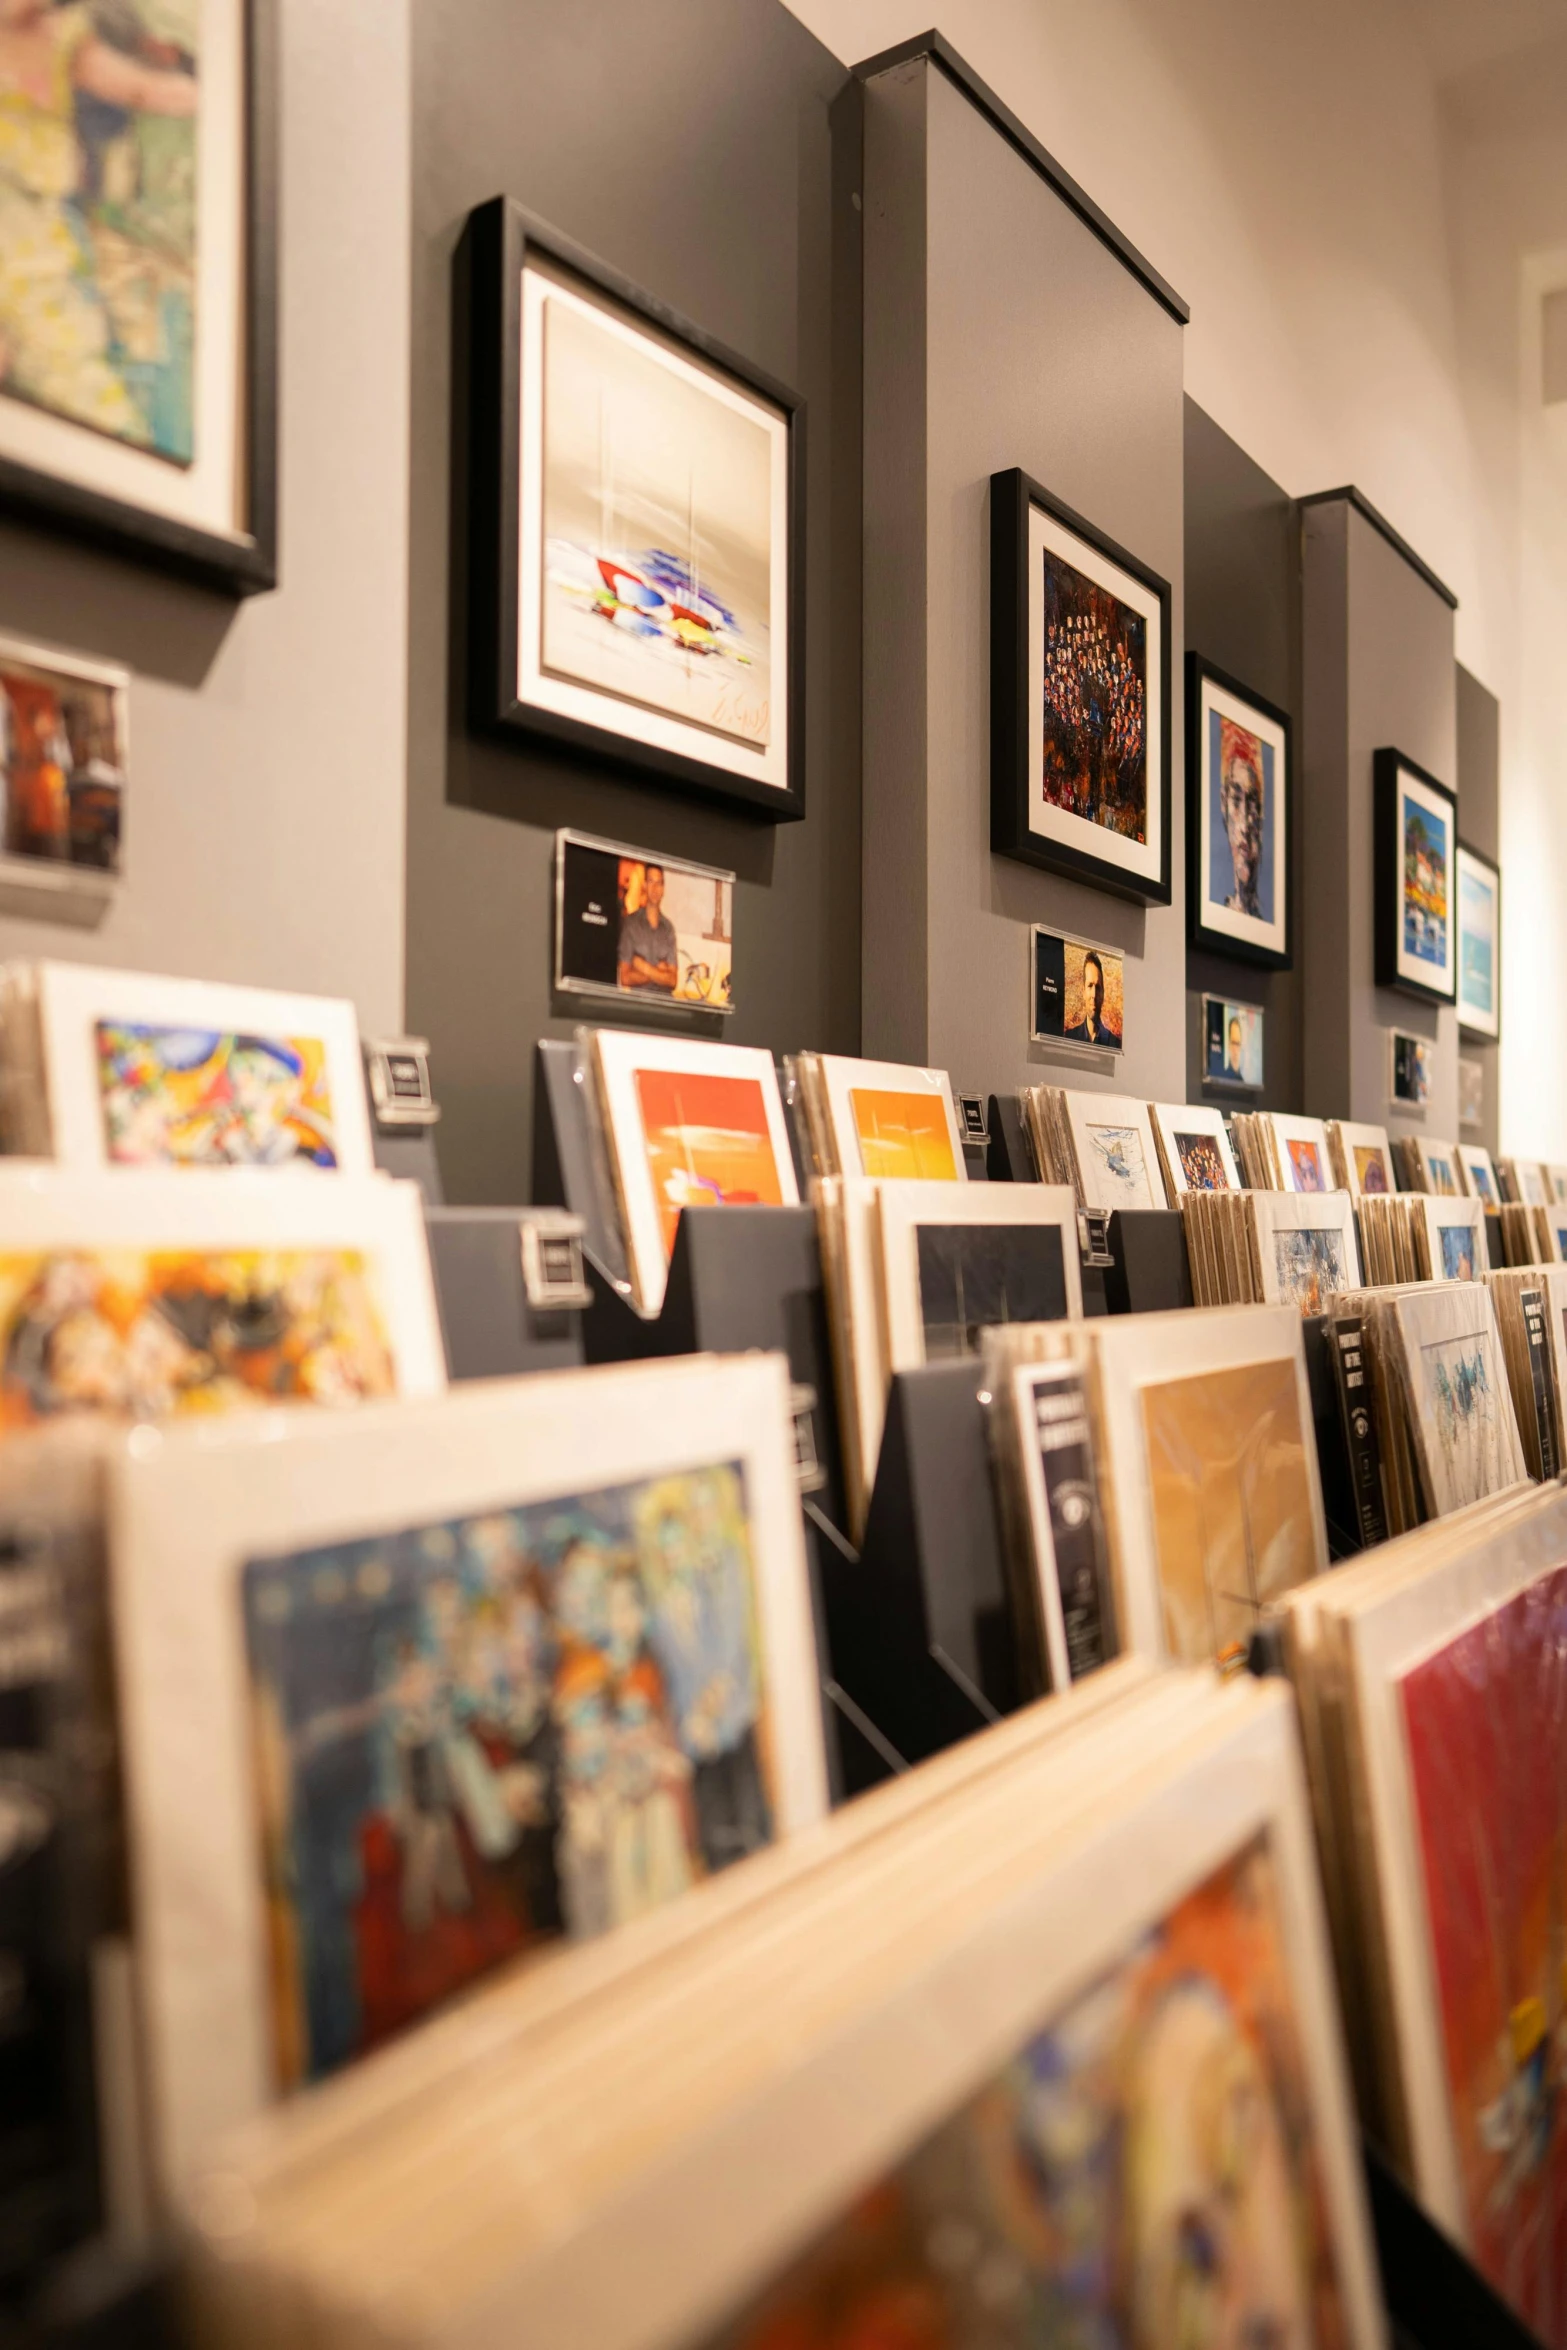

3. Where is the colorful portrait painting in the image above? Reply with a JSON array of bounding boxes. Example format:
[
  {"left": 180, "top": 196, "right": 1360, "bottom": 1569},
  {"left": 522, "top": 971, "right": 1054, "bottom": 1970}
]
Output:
[
  {"left": 709, "top": 1837, "right": 1348, "bottom": 2350},
  {"left": 1175, "top": 1132, "right": 1230, "bottom": 1192},
  {"left": 1403, "top": 801, "right": 1449, "bottom": 973},
  {"left": 1208, "top": 711, "right": 1274, "bottom": 926},
  {"left": 0, "top": 1, "right": 199, "bottom": 463},
  {"left": 1287, "top": 1139, "right": 1326, "bottom": 1194},
  {"left": 633, "top": 1068, "right": 786, "bottom": 1258},
  {"left": 849, "top": 1089, "right": 958, "bottom": 1182},
  {"left": 242, "top": 1462, "right": 775, "bottom": 2085},
  {"left": 1039, "top": 548, "right": 1147, "bottom": 846},
  {"left": 913, "top": 1224, "right": 1067, "bottom": 1360},
  {"left": 1189, "top": 662, "right": 1290, "bottom": 968},
  {"left": 1398, "top": 1568, "right": 1567, "bottom": 2338},
  {"left": 0, "top": 641, "right": 126, "bottom": 872},
  {"left": 1140, "top": 1358, "right": 1319, "bottom": 1669},
  {"left": 1437, "top": 1225, "right": 1477, "bottom": 1282},
  {"left": 95, "top": 1023, "right": 339, "bottom": 1168},
  {"left": 0, "top": 1248, "right": 395, "bottom": 1432},
  {"left": 1354, "top": 1146, "right": 1390, "bottom": 1197},
  {"left": 539, "top": 282, "right": 775, "bottom": 756},
  {"left": 1272, "top": 1228, "right": 1348, "bottom": 1315}
]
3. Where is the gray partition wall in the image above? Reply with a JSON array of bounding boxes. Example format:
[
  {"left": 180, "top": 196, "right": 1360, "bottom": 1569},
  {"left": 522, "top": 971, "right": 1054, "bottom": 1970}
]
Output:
[
  {"left": 860, "top": 42, "right": 1187, "bottom": 1105},
  {"left": 1455, "top": 663, "right": 1501, "bottom": 1157},
  {"left": 1182, "top": 400, "right": 1302, "bottom": 1112},
  {"left": 1300, "top": 492, "right": 1460, "bottom": 1142},
  {"left": 407, "top": 0, "right": 860, "bottom": 1202}
]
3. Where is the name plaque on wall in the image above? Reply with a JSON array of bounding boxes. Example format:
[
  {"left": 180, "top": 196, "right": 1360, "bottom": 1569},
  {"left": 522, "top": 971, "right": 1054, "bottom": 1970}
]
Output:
[{"left": 554, "top": 830, "right": 735, "bottom": 1014}]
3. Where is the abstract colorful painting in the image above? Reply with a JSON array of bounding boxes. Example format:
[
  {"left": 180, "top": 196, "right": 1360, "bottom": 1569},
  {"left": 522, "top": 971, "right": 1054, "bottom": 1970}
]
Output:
[
  {"left": 1403, "top": 801, "right": 1449, "bottom": 972},
  {"left": 1175, "top": 1131, "right": 1230, "bottom": 1191},
  {"left": 242, "top": 1462, "right": 774, "bottom": 2084},
  {"left": 1355, "top": 1145, "right": 1390, "bottom": 1197},
  {"left": 633, "top": 1068, "right": 786, "bottom": 1257},
  {"left": 1287, "top": 1139, "right": 1327, "bottom": 1193},
  {"left": 1140, "top": 1358, "right": 1319, "bottom": 1668},
  {"left": 95, "top": 1023, "right": 339, "bottom": 1169},
  {"left": 0, "top": 1248, "right": 394, "bottom": 1431},
  {"left": 1417, "top": 1333, "right": 1513, "bottom": 1509},
  {"left": 708, "top": 1836, "right": 1348, "bottom": 2350},
  {"left": 0, "top": 3, "right": 199, "bottom": 461},
  {"left": 0, "top": 639, "right": 126, "bottom": 871},
  {"left": 1039, "top": 547, "right": 1148, "bottom": 845},
  {"left": 540, "top": 289, "right": 774, "bottom": 753},
  {"left": 1272, "top": 1228, "right": 1349, "bottom": 1315},
  {"left": 849, "top": 1089, "right": 958, "bottom": 1182},
  {"left": 1399, "top": 1568, "right": 1567, "bottom": 2340}
]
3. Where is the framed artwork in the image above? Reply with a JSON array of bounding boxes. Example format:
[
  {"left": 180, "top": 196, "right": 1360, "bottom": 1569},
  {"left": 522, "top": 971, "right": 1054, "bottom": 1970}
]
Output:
[
  {"left": 0, "top": 635, "right": 127, "bottom": 899},
  {"left": 813, "top": 1056, "right": 965, "bottom": 1183},
  {"left": 1186, "top": 654, "right": 1292, "bottom": 968},
  {"left": 1030, "top": 927, "right": 1124, "bottom": 1052},
  {"left": 1203, "top": 994, "right": 1263, "bottom": 1088},
  {"left": 467, "top": 199, "right": 803, "bottom": 820},
  {"left": 0, "top": 0, "right": 276, "bottom": 595},
  {"left": 0, "top": 1163, "right": 444, "bottom": 1435},
  {"left": 110, "top": 1352, "right": 827, "bottom": 2191},
  {"left": 1375, "top": 749, "right": 1458, "bottom": 1005},
  {"left": 1455, "top": 842, "right": 1500, "bottom": 1041},
  {"left": 0, "top": 960, "right": 373, "bottom": 1173},
  {"left": 554, "top": 831, "right": 734, "bottom": 1015},
  {"left": 589, "top": 1031, "right": 799, "bottom": 1314},
  {"left": 1389, "top": 1029, "right": 1434, "bottom": 1108},
  {"left": 990, "top": 469, "right": 1171, "bottom": 902}
]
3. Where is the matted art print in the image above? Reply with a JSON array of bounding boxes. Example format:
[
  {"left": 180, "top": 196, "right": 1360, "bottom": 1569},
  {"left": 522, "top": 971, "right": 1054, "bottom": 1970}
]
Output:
[
  {"left": 243, "top": 1457, "right": 779, "bottom": 2087},
  {"left": 554, "top": 830, "right": 734, "bottom": 1013},
  {"left": 1458, "top": 1142, "right": 1499, "bottom": 1208},
  {"left": 1149, "top": 1101, "right": 1241, "bottom": 1198},
  {"left": 1251, "top": 1194, "right": 1362, "bottom": 1316},
  {"left": 470, "top": 200, "right": 802, "bottom": 819},
  {"left": 1388, "top": 1286, "right": 1524, "bottom": 1517},
  {"left": 710, "top": 1835, "right": 1351, "bottom": 2350},
  {"left": 1187, "top": 654, "right": 1291, "bottom": 968},
  {"left": 813, "top": 1056, "right": 965, "bottom": 1185},
  {"left": 990, "top": 469, "right": 1171, "bottom": 903},
  {"left": 1375, "top": 750, "right": 1458, "bottom": 1005},
  {"left": 0, "top": 0, "right": 275, "bottom": 592},
  {"left": 1456, "top": 843, "right": 1501, "bottom": 1041},
  {"left": 0, "top": 633, "right": 127, "bottom": 878},
  {"left": 1061, "top": 1092, "right": 1162, "bottom": 1215},
  {"left": 878, "top": 1183, "right": 1083, "bottom": 1379},
  {"left": 1204, "top": 995, "right": 1264, "bottom": 1089},
  {"left": 1031, "top": 927, "right": 1124, "bottom": 1052}
]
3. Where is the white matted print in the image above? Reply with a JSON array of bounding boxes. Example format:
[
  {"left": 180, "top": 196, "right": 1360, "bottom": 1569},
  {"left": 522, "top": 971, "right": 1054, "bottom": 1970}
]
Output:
[
  {"left": 1148, "top": 1101, "right": 1241, "bottom": 1197},
  {"left": 816, "top": 1057, "right": 965, "bottom": 1185},
  {"left": 1061, "top": 1091, "right": 1162, "bottom": 1214},
  {"left": 519, "top": 257, "right": 791, "bottom": 798},
  {"left": 1251, "top": 1193, "right": 1362, "bottom": 1314},
  {"left": 1457, "top": 1142, "right": 1499, "bottom": 1208},
  {"left": 590, "top": 1031, "right": 799, "bottom": 1315},
  {"left": 878, "top": 1183, "right": 1083, "bottom": 1373}
]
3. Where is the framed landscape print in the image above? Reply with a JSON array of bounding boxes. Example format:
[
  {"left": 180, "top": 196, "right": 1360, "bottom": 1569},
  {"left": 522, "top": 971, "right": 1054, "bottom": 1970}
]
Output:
[
  {"left": 1455, "top": 842, "right": 1500, "bottom": 1040},
  {"left": 1374, "top": 749, "right": 1458, "bottom": 1005},
  {"left": 467, "top": 199, "right": 803, "bottom": 819},
  {"left": 0, "top": 0, "right": 276, "bottom": 595},
  {"left": 1186, "top": 654, "right": 1291, "bottom": 967},
  {"left": 990, "top": 469, "right": 1171, "bottom": 903}
]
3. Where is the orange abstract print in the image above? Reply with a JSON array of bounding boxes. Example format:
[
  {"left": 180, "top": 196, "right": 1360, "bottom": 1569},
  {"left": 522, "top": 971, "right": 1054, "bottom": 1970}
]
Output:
[
  {"left": 849, "top": 1088, "right": 958, "bottom": 1181},
  {"left": 633, "top": 1069, "right": 785, "bottom": 1258}
]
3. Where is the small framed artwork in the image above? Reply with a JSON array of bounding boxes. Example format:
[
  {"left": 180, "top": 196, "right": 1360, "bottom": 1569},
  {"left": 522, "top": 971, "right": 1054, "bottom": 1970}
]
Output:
[
  {"left": 1455, "top": 842, "right": 1500, "bottom": 1040},
  {"left": 1390, "top": 1029, "right": 1434, "bottom": 1109},
  {"left": 0, "top": 0, "right": 277, "bottom": 595},
  {"left": 0, "top": 636, "right": 127, "bottom": 906},
  {"left": 1030, "top": 928, "right": 1123, "bottom": 1052},
  {"left": 1374, "top": 749, "right": 1458, "bottom": 1004},
  {"left": 1186, "top": 654, "right": 1291, "bottom": 968},
  {"left": 467, "top": 199, "right": 803, "bottom": 820},
  {"left": 1202, "top": 995, "right": 1263, "bottom": 1089},
  {"left": 555, "top": 832, "right": 734, "bottom": 1014},
  {"left": 990, "top": 469, "right": 1171, "bottom": 903}
]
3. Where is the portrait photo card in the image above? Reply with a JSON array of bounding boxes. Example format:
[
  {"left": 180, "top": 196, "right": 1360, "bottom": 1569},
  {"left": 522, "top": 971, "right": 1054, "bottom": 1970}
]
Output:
[
  {"left": 554, "top": 831, "right": 734, "bottom": 1015},
  {"left": 1030, "top": 928, "right": 1125, "bottom": 1054}
]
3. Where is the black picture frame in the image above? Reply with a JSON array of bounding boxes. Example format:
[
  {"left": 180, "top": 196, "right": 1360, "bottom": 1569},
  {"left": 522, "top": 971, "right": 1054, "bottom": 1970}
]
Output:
[
  {"left": 990, "top": 467, "right": 1172, "bottom": 904},
  {"left": 0, "top": 0, "right": 277, "bottom": 599},
  {"left": 465, "top": 196, "right": 806, "bottom": 822},
  {"left": 1373, "top": 747, "right": 1459, "bottom": 1006},
  {"left": 1185, "top": 652, "right": 1293, "bottom": 971},
  {"left": 1455, "top": 837, "right": 1502, "bottom": 1044}
]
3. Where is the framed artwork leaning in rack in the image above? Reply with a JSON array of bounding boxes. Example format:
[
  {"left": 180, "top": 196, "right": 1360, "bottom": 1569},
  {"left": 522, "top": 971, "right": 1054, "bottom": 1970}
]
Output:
[
  {"left": 990, "top": 469, "right": 1171, "bottom": 902},
  {"left": 1186, "top": 653, "right": 1292, "bottom": 968},
  {"left": 1374, "top": 748, "right": 1458, "bottom": 1005},
  {"left": 465, "top": 198, "right": 804, "bottom": 820},
  {"left": 0, "top": 0, "right": 277, "bottom": 595}
]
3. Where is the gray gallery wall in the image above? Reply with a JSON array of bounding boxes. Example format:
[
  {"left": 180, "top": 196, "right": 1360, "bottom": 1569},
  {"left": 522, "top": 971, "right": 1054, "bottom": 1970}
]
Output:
[
  {"left": 1182, "top": 399, "right": 1302, "bottom": 1112},
  {"left": 1301, "top": 496, "right": 1458, "bottom": 1138},
  {"left": 0, "top": 0, "right": 411, "bottom": 1035},
  {"left": 861, "top": 54, "right": 1187, "bottom": 1107},
  {"left": 1455, "top": 661, "right": 1501, "bottom": 1156},
  {"left": 406, "top": 0, "right": 860, "bottom": 1205}
]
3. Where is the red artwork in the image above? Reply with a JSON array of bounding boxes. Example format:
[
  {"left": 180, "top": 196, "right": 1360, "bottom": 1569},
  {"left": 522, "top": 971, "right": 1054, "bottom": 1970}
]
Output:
[{"left": 1399, "top": 1565, "right": 1567, "bottom": 2341}]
